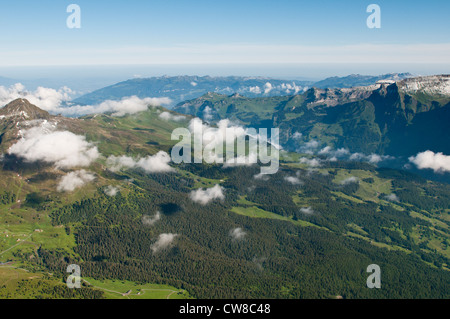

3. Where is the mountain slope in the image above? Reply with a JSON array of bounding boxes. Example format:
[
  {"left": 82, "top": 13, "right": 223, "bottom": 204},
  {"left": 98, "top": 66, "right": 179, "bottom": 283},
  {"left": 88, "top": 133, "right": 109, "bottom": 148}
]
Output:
[{"left": 0, "top": 99, "right": 449, "bottom": 299}]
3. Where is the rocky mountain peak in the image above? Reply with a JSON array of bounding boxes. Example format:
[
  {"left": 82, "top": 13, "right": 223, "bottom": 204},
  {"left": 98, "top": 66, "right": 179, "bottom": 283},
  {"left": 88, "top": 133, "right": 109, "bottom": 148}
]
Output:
[{"left": 0, "top": 99, "right": 51, "bottom": 120}]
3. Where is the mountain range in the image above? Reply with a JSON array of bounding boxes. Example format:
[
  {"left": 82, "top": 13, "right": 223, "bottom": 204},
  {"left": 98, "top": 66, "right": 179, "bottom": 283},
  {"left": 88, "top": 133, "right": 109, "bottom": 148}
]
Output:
[
  {"left": 72, "top": 73, "right": 413, "bottom": 107},
  {"left": 0, "top": 74, "right": 449, "bottom": 299},
  {"left": 173, "top": 75, "right": 450, "bottom": 158}
]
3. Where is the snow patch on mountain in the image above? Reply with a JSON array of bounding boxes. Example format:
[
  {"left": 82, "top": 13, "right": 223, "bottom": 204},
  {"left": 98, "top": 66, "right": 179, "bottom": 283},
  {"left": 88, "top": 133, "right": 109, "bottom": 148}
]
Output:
[{"left": 398, "top": 75, "right": 450, "bottom": 95}]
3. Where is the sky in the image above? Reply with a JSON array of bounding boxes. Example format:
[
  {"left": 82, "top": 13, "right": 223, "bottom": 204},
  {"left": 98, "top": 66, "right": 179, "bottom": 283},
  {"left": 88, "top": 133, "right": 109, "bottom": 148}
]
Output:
[{"left": 0, "top": 0, "right": 449, "bottom": 79}]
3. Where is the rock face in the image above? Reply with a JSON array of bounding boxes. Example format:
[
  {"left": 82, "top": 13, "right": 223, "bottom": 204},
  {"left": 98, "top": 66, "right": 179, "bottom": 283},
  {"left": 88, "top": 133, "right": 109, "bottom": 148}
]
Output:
[
  {"left": 312, "top": 72, "right": 413, "bottom": 89},
  {"left": 303, "top": 85, "right": 379, "bottom": 108},
  {"left": 398, "top": 75, "right": 450, "bottom": 96}
]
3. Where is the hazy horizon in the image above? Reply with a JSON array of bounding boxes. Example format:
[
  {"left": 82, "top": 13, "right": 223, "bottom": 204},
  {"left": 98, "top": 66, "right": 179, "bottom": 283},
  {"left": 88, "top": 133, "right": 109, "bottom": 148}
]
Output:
[{"left": 1, "top": 63, "right": 449, "bottom": 95}]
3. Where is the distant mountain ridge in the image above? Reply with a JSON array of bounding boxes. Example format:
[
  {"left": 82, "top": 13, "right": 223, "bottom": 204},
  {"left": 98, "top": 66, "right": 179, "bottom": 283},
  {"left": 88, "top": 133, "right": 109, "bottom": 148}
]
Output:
[
  {"left": 173, "top": 75, "right": 450, "bottom": 157},
  {"left": 313, "top": 73, "right": 413, "bottom": 89},
  {"left": 73, "top": 73, "right": 413, "bottom": 107},
  {"left": 73, "top": 75, "right": 312, "bottom": 106}
]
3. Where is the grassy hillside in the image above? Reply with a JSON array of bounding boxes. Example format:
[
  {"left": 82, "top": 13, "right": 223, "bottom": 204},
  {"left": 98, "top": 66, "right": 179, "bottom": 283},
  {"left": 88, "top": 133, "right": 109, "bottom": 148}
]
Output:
[{"left": 0, "top": 102, "right": 449, "bottom": 299}]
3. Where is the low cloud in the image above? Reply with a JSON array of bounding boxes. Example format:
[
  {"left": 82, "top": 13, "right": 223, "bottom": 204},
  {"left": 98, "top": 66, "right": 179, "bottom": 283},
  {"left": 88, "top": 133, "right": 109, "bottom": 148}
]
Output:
[
  {"left": 249, "top": 86, "right": 261, "bottom": 94},
  {"left": 230, "top": 227, "right": 247, "bottom": 240},
  {"left": 136, "top": 152, "right": 174, "bottom": 173},
  {"left": 142, "top": 211, "right": 161, "bottom": 226},
  {"left": 284, "top": 176, "right": 303, "bottom": 185},
  {"left": 312, "top": 145, "right": 395, "bottom": 165},
  {"left": 151, "top": 233, "right": 177, "bottom": 253},
  {"left": 340, "top": 176, "right": 359, "bottom": 185},
  {"left": 189, "top": 184, "right": 225, "bottom": 205},
  {"left": 104, "top": 185, "right": 119, "bottom": 197},
  {"left": 299, "top": 207, "right": 314, "bottom": 215},
  {"left": 62, "top": 96, "right": 172, "bottom": 117},
  {"left": 264, "top": 82, "right": 273, "bottom": 94},
  {"left": 223, "top": 153, "right": 258, "bottom": 168},
  {"left": 349, "top": 152, "right": 394, "bottom": 164},
  {"left": 0, "top": 83, "right": 171, "bottom": 117},
  {"left": 253, "top": 172, "right": 270, "bottom": 181},
  {"left": 409, "top": 151, "right": 450, "bottom": 173},
  {"left": 299, "top": 157, "right": 322, "bottom": 167},
  {"left": 203, "top": 106, "right": 214, "bottom": 122},
  {"left": 299, "top": 140, "right": 320, "bottom": 154},
  {"left": 384, "top": 194, "right": 400, "bottom": 202},
  {"left": 9, "top": 127, "right": 99, "bottom": 169},
  {"left": 188, "top": 117, "right": 279, "bottom": 166},
  {"left": 292, "top": 132, "right": 303, "bottom": 140},
  {"left": 319, "top": 146, "right": 350, "bottom": 158},
  {"left": 57, "top": 170, "right": 95, "bottom": 192},
  {"left": 0, "top": 83, "right": 73, "bottom": 111},
  {"left": 253, "top": 256, "right": 267, "bottom": 271},
  {"left": 159, "top": 111, "right": 186, "bottom": 122},
  {"left": 106, "top": 151, "right": 174, "bottom": 173}
]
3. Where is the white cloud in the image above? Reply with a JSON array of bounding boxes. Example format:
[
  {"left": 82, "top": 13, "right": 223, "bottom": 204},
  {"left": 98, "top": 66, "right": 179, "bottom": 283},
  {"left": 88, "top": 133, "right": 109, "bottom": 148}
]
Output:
[
  {"left": 106, "top": 155, "right": 137, "bottom": 172},
  {"left": 299, "top": 140, "right": 321, "bottom": 154},
  {"left": 252, "top": 256, "right": 267, "bottom": 271},
  {"left": 106, "top": 151, "right": 174, "bottom": 173},
  {"left": 0, "top": 83, "right": 73, "bottom": 111},
  {"left": 189, "top": 184, "right": 225, "bottom": 205},
  {"left": 340, "top": 176, "right": 359, "bottom": 185},
  {"left": 316, "top": 146, "right": 394, "bottom": 165},
  {"left": 409, "top": 151, "right": 450, "bottom": 173},
  {"left": 190, "top": 81, "right": 198, "bottom": 87},
  {"left": 151, "top": 233, "right": 177, "bottom": 253},
  {"left": 367, "top": 154, "right": 383, "bottom": 164},
  {"left": 319, "top": 146, "right": 350, "bottom": 158},
  {"left": 248, "top": 86, "right": 261, "bottom": 94},
  {"left": 223, "top": 153, "right": 258, "bottom": 168},
  {"left": 230, "top": 227, "right": 246, "bottom": 240},
  {"left": 0, "top": 83, "right": 171, "bottom": 117},
  {"left": 349, "top": 152, "right": 394, "bottom": 164},
  {"left": 299, "top": 157, "right": 322, "bottom": 167},
  {"left": 188, "top": 117, "right": 274, "bottom": 165},
  {"left": 159, "top": 111, "right": 186, "bottom": 122},
  {"left": 142, "top": 211, "right": 161, "bottom": 226},
  {"left": 57, "top": 170, "right": 95, "bottom": 192},
  {"left": 264, "top": 82, "right": 273, "bottom": 94},
  {"left": 384, "top": 194, "right": 400, "bottom": 202},
  {"left": 292, "top": 132, "right": 303, "bottom": 140},
  {"left": 253, "top": 172, "right": 270, "bottom": 181},
  {"left": 104, "top": 185, "right": 119, "bottom": 197},
  {"left": 284, "top": 176, "right": 303, "bottom": 185},
  {"left": 300, "top": 207, "right": 314, "bottom": 215},
  {"left": 136, "top": 151, "right": 174, "bottom": 173},
  {"left": 9, "top": 127, "right": 100, "bottom": 169},
  {"left": 203, "top": 106, "right": 214, "bottom": 122},
  {"left": 62, "top": 96, "right": 172, "bottom": 117}
]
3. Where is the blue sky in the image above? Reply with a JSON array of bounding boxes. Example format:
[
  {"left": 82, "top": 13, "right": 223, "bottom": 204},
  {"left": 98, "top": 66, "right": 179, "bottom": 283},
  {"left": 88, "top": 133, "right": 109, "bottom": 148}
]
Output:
[{"left": 0, "top": 0, "right": 449, "bottom": 77}]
